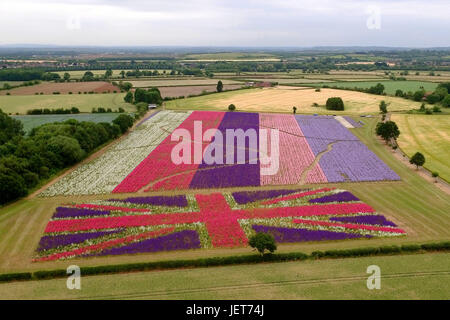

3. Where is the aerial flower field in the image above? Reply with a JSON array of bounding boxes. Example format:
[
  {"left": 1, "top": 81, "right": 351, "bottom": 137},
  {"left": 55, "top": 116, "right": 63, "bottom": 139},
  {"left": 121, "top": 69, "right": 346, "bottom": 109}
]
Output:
[
  {"left": 34, "top": 188, "right": 405, "bottom": 261},
  {"left": 41, "top": 110, "right": 399, "bottom": 196}
]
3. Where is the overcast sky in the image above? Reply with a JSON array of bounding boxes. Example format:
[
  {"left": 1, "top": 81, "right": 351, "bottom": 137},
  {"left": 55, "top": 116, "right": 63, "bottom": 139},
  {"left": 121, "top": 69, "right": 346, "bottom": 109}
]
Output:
[{"left": 1, "top": 0, "right": 449, "bottom": 47}]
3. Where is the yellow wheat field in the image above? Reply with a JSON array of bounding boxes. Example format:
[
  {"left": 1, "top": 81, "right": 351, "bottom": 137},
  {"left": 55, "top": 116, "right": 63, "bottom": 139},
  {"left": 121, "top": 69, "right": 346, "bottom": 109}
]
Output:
[{"left": 167, "top": 87, "right": 425, "bottom": 114}]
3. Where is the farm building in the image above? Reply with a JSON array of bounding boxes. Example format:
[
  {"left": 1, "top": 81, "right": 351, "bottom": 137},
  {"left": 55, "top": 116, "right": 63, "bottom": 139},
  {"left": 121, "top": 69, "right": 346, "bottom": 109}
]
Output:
[{"left": 148, "top": 104, "right": 157, "bottom": 109}]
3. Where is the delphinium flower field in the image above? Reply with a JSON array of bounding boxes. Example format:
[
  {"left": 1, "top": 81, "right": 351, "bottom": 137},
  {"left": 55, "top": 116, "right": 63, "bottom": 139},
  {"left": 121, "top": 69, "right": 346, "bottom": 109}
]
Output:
[
  {"left": 34, "top": 188, "right": 405, "bottom": 261},
  {"left": 40, "top": 110, "right": 400, "bottom": 196}
]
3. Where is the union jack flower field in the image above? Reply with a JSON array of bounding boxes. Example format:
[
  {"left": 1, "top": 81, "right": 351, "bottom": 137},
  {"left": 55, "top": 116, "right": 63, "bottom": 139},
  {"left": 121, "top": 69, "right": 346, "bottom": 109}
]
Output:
[{"left": 35, "top": 188, "right": 405, "bottom": 261}]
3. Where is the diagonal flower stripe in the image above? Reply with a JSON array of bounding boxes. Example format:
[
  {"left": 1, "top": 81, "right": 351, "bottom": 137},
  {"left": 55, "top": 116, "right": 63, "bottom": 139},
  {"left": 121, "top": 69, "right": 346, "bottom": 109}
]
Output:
[
  {"left": 34, "top": 227, "right": 175, "bottom": 262},
  {"left": 292, "top": 219, "right": 405, "bottom": 234},
  {"left": 260, "top": 188, "right": 334, "bottom": 205}
]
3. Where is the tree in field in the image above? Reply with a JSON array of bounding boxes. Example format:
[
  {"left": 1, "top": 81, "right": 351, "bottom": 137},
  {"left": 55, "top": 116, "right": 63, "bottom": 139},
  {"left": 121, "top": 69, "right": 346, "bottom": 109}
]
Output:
[
  {"left": 63, "top": 72, "right": 71, "bottom": 82},
  {"left": 413, "top": 89, "right": 425, "bottom": 102},
  {"left": 104, "top": 68, "right": 113, "bottom": 79},
  {"left": 216, "top": 80, "right": 223, "bottom": 93},
  {"left": 410, "top": 152, "right": 425, "bottom": 169},
  {"left": 124, "top": 91, "right": 133, "bottom": 103},
  {"left": 228, "top": 104, "right": 236, "bottom": 111},
  {"left": 376, "top": 121, "right": 400, "bottom": 143},
  {"left": 325, "top": 97, "right": 344, "bottom": 111},
  {"left": 432, "top": 171, "right": 439, "bottom": 182},
  {"left": 120, "top": 70, "right": 126, "bottom": 79},
  {"left": 113, "top": 114, "right": 134, "bottom": 133},
  {"left": 367, "top": 83, "right": 385, "bottom": 95},
  {"left": 293, "top": 106, "right": 297, "bottom": 114},
  {"left": 442, "top": 94, "right": 450, "bottom": 108},
  {"left": 379, "top": 100, "right": 388, "bottom": 114},
  {"left": 248, "top": 232, "right": 277, "bottom": 256}
]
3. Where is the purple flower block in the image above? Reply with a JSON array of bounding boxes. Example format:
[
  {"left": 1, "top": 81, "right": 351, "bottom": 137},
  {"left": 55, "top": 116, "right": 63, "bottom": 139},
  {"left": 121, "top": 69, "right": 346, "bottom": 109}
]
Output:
[
  {"left": 252, "top": 225, "right": 371, "bottom": 243},
  {"left": 309, "top": 191, "right": 359, "bottom": 203},
  {"left": 37, "top": 229, "right": 123, "bottom": 252},
  {"left": 94, "top": 230, "right": 201, "bottom": 256},
  {"left": 232, "top": 189, "right": 304, "bottom": 205},
  {"left": 53, "top": 207, "right": 110, "bottom": 219},
  {"left": 330, "top": 215, "right": 397, "bottom": 227}
]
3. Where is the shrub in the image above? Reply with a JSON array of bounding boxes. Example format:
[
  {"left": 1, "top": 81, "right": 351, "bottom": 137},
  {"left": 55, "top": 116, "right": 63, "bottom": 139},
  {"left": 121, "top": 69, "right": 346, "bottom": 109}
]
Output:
[
  {"left": 0, "top": 272, "right": 32, "bottom": 282},
  {"left": 410, "top": 152, "right": 425, "bottom": 169},
  {"left": 248, "top": 232, "right": 277, "bottom": 255},
  {"left": 228, "top": 104, "right": 236, "bottom": 111},
  {"left": 325, "top": 97, "right": 344, "bottom": 111}
]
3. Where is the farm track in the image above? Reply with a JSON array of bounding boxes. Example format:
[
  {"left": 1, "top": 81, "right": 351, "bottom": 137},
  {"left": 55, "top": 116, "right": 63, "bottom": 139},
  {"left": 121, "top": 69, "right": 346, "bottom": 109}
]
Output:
[
  {"left": 73, "top": 270, "right": 450, "bottom": 300},
  {"left": 297, "top": 141, "right": 336, "bottom": 185}
]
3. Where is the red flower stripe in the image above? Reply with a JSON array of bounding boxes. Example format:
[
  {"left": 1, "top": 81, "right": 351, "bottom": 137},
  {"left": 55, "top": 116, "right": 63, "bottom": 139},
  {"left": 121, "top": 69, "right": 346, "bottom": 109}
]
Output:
[
  {"left": 34, "top": 227, "right": 175, "bottom": 262},
  {"left": 292, "top": 219, "right": 405, "bottom": 233},
  {"left": 113, "top": 111, "right": 226, "bottom": 193}
]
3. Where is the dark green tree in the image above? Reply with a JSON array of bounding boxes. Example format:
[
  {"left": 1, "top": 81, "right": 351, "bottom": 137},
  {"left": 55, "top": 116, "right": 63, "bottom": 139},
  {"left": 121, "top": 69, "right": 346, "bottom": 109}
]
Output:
[
  {"left": 325, "top": 97, "right": 344, "bottom": 111},
  {"left": 379, "top": 100, "right": 388, "bottom": 114},
  {"left": 293, "top": 106, "right": 297, "bottom": 114},
  {"left": 124, "top": 91, "right": 133, "bottom": 103},
  {"left": 216, "top": 80, "right": 223, "bottom": 93},
  {"left": 228, "top": 104, "right": 236, "bottom": 111},
  {"left": 113, "top": 114, "right": 134, "bottom": 133},
  {"left": 248, "top": 232, "right": 277, "bottom": 256},
  {"left": 410, "top": 152, "right": 425, "bottom": 169},
  {"left": 376, "top": 121, "right": 400, "bottom": 143},
  {"left": 63, "top": 72, "right": 71, "bottom": 82}
]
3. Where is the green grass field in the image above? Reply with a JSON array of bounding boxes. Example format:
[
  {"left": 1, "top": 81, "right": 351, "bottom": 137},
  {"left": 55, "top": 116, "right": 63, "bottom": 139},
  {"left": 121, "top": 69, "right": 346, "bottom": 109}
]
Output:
[
  {"left": 12, "top": 113, "right": 127, "bottom": 133},
  {"left": 0, "top": 252, "right": 448, "bottom": 299},
  {"left": 392, "top": 114, "right": 450, "bottom": 182},
  {"left": 302, "top": 80, "right": 438, "bottom": 95},
  {"left": 0, "top": 93, "right": 134, "bottom": 114},
  {"left": 0, "top": 81, "right": 25, "bottom": 87}
]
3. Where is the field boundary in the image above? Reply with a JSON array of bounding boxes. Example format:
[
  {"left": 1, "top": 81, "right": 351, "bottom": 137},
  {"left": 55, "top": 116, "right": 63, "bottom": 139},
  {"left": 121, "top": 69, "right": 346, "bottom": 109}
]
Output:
[{"left": 1, "top": 241, "right": 448, "bottom": 284}]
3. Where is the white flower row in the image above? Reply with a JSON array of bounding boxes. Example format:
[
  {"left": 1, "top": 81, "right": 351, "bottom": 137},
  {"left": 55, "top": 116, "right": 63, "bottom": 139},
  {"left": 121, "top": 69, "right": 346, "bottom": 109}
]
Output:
[{"left": 40, "top": 111, "right": 192, "bottom": 196}]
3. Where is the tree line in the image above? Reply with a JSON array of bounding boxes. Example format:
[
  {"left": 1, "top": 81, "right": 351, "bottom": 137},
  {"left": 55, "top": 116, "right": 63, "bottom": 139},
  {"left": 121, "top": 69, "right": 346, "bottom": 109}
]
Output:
[{"left": 0, "top": 109, "right": 134, "bottom": 205}]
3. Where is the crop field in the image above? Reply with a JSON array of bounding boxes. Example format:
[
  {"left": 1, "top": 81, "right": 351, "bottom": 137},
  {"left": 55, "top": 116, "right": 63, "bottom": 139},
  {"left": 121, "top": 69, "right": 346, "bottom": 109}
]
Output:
[
  {"left": 41, "top": 110, "right": 399, "bottom": 196},
  {"left": 0, "top": 81, "right": 120, "bottom": 96},
  {"left": 181, "top": 52, "right": 281, "bottom": 61},
  {"left": 0, "top": 116, "right": 449, "bottom": 275},
  {"left": 159, "top": 84, "right": 244, "bottom": 98},
  {"left": 35, "top": 188, "right": 405, "bottom": 261},
  {"left": 392, "top": 114, "right": 450, "bottom": 182},
  {"left": 304, "top": 80, "right": 438, "bottom": 95},
  {"left": 165, "top": 87, "right": 425, "bottom": 114},
  {"left": 0, "top": 93, "right": 134, "bottom": 114},
  {"left": 130, "top": 79, "right": 243, "bottom": 87},
  {"left": 12, "top": 113, "right": 125, "bottom": 133},
  {"left": 54, "top": 70, "right": 173, "bottom": 79}
]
